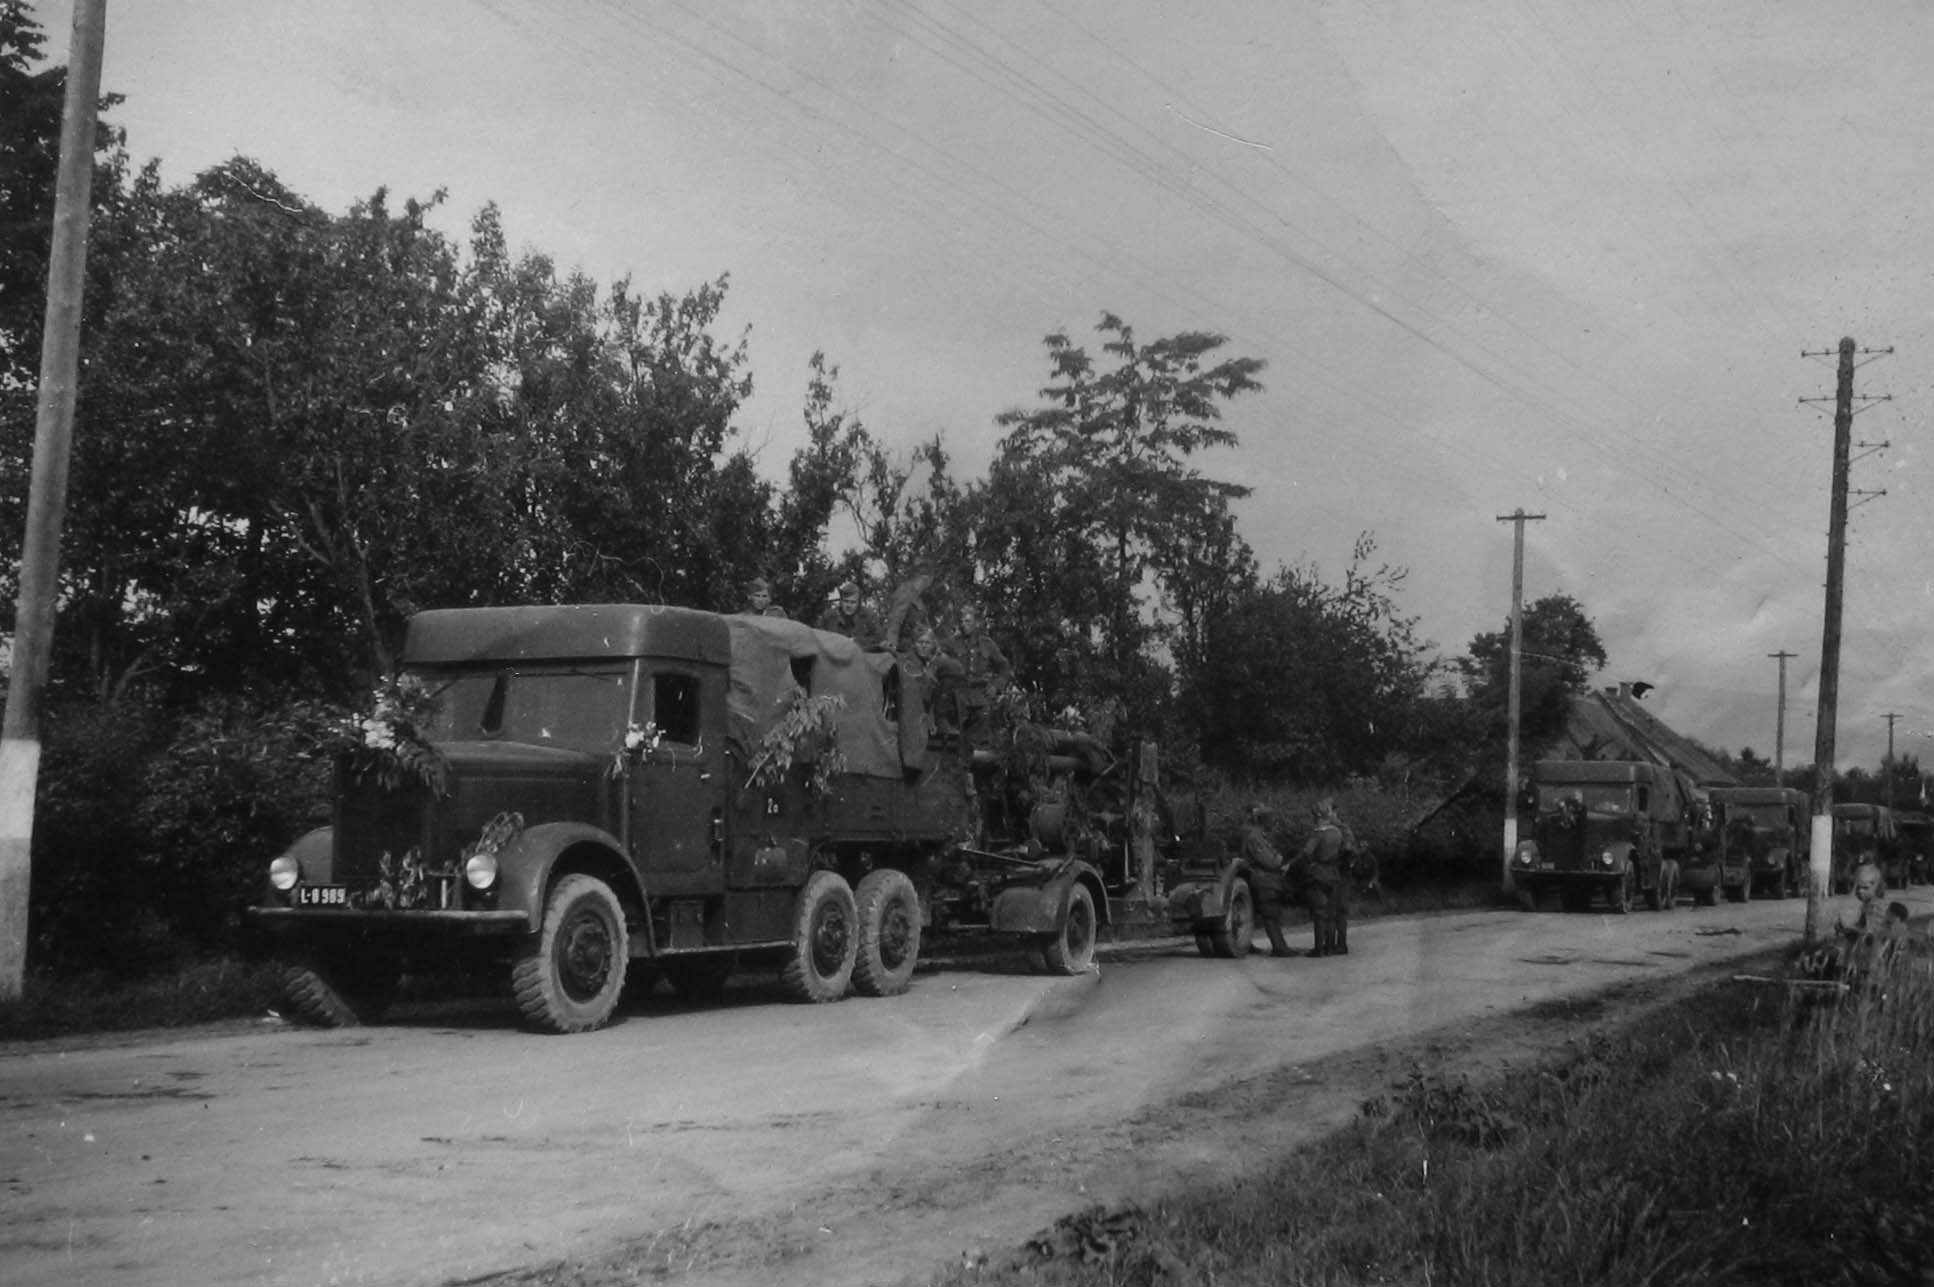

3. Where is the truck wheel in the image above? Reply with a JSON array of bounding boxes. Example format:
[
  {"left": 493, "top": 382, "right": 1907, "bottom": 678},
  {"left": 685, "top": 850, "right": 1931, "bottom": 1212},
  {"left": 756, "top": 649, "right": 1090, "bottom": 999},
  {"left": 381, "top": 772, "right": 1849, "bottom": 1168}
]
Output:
[
  {"left": 853, "top": 869, "right": 922, "bottom": 998},
  {"left": 280, "top": 952, "right": 399, "bottom": 1028},
  {"left": 1194, "top": 933, "right": 1216, "bottom": 958},
  {"left": 512, "top": 874, "right": 628, "bottom": 1034},
  {"left": 660, "top": 954, "right": 733, "bottom": 1001},
  {"left": 781, "top": 870, "right": 857, "bottom": 1003},
  {"left": 1042, "top": 883, "right": 1098, "bottom": 975},
  {"left": 1609, "top": 869, "right": 1634, "bottom": 915},
  {"left": 1209, "top": 881, "right": 1255, "bottom": 958},
  {"left": 1516, "top": 888, "right": 1538, "bottom": 913}
]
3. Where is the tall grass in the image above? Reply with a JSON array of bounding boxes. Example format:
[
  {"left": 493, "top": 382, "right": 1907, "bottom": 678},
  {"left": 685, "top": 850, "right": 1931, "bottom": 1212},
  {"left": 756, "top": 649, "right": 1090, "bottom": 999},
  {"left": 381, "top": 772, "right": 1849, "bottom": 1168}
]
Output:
[
  {"left": 942, "top": 945, "right": 1934, "bottom": 1286},
  {"left": 0, "top": 957, "right": 284, "bottom": 1042}
]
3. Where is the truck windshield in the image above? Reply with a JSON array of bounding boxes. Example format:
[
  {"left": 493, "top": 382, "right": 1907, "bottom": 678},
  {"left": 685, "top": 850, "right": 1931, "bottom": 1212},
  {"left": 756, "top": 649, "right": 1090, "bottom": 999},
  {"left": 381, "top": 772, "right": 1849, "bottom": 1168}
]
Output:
[
  {"left": 1537, "top": 784, "right": 1633, "bottom": 815},
  {"left": 1837, "top": 817, "right": 1877, "bottom": 836},
  {"left": 1733, "top": 805, "right": 1791, "bottom": 827},
  {"left": 415, "top": 666, "right": 631, "bottom": 751}
]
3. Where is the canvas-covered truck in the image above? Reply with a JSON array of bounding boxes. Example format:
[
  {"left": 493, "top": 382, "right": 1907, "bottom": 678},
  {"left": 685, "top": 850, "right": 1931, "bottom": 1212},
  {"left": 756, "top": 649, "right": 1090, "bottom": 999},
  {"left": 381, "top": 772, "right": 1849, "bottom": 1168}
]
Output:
[
  {"left": 1896, "top": 811, "right": 1932, "bottom": 886},
  {"left": 247, "top": 605, "right": 1240, "bottom": 1033},
  {"left": 1510, "top": 760, "right": 1689, "bottom": 912},
  {"left": 1710, "top": 785, "right": 1808, "bottom": 899}
]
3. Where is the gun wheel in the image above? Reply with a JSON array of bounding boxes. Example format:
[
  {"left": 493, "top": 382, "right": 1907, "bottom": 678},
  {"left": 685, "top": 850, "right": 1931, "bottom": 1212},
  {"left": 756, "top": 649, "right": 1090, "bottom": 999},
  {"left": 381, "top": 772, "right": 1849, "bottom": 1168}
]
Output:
[
  {"left": 1208, "top": 880, "right": 1254, "bottom": 958},
  {"left": 1041, "top": 883, "right": 1097, "bottom": 975}
]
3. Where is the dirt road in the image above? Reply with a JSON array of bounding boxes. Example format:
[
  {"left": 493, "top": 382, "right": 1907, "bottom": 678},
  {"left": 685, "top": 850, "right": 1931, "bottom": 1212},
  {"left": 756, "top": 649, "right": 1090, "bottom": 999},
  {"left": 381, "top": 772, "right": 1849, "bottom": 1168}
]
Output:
[{"left": 2, "top": 890, "right": 1905, "bottom": 1287}]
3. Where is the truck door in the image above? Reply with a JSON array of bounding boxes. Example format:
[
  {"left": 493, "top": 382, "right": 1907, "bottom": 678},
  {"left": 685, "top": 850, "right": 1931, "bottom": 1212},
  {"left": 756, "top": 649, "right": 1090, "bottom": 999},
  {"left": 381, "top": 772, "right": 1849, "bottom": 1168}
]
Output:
[{"left": 630, "top": 666, "right": 726, "bottom": 891}]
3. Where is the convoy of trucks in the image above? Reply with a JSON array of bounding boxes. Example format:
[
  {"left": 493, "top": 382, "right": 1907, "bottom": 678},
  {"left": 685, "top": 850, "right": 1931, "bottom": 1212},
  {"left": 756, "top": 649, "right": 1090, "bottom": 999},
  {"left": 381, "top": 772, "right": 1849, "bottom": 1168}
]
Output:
[{"left": 246, "top": 605, "right": 1257, "bottom": 1033}]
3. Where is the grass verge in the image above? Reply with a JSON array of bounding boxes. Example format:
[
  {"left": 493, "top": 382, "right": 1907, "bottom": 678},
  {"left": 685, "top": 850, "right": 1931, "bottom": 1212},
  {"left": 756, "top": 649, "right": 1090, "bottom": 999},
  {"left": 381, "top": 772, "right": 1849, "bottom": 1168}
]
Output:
[
  {"left": 940, "top": 946, "right": 1934, "bottom": 1287},
  {"left": 0, "top": 957, "right": 283, "bottom": 1043}
]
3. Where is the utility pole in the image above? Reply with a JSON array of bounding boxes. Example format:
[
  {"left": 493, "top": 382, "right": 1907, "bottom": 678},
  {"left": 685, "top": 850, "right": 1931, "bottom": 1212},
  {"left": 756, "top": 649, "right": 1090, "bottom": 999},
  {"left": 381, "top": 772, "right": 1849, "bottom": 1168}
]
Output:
[
  {"left": 1799, "top": 336, "right": 1891, "bottom": 943},
  {"left": 1883, "top": 713, "right": 1901, "bottom": 808},
  {"left": 0, "top": 0, "right": 109, "bottom": 1001},
  {"left": 1768, "top": 650, "right": 1795, "bottom": 781},
  {"left": 1496, "top": 508, "right": 1546, "bottom": 894}
]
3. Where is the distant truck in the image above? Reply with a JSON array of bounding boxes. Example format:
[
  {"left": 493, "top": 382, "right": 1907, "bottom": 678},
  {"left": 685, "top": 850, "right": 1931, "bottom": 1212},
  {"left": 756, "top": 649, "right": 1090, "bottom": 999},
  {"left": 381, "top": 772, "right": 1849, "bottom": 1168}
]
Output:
[
  {"left": 1831, "top": 803, "right": 1902, "bottom": 892},
  {"left": 1677, "top": 786, "right": 1751, "bottom": 907},
  {"left": 1709, "top": 785, "right": 1808, "bottom": 899},
  {"left": 1511, "top": 760, "right": 1688, "bottom": 912},
  {"left": 1895, "top": 811, "right": 1932, "bottom": 886},
  {"left": 247, "top": 605, "right": 1249, "bottom": 1033}
]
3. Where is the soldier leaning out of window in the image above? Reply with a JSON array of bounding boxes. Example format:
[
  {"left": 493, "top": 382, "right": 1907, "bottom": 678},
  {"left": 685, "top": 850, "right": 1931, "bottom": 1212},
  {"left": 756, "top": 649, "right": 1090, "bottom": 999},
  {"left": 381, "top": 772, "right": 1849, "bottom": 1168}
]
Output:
[{"left": 816, "top": 580, "right": 886, "bottom": 649}]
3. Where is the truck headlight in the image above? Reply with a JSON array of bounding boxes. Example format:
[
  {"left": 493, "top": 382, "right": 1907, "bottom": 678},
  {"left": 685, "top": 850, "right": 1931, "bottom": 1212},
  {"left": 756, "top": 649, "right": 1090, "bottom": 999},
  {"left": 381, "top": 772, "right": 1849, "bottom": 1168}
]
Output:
[
  {"left": 1599, "top": 850, "right": 1615, "bottom": 868},
  {"left": 269, "top": 854, "right": 300, "bottom": 891},
  {"left": 1513, "top": 840, "right": 1537, "bottom": 866},
  {"left": 464, "top": 852, "right": 499, "bottom": 891}
]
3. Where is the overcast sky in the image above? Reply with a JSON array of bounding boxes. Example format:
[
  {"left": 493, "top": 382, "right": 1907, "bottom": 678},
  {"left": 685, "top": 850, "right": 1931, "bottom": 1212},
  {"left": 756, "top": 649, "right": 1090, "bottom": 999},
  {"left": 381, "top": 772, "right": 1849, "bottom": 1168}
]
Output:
[{"left": 35, "top": 0, "right": 1934, "bottom": 769}]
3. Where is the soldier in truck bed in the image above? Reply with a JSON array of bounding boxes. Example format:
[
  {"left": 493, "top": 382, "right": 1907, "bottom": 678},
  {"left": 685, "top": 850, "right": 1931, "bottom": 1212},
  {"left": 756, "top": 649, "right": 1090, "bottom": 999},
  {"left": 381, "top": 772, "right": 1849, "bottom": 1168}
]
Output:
[
  {"left": 943, "top": 604, "right": 1012, "bottom": 750},
  {"left": 816, "top": 580, "right": 886, "bottom": 649}
]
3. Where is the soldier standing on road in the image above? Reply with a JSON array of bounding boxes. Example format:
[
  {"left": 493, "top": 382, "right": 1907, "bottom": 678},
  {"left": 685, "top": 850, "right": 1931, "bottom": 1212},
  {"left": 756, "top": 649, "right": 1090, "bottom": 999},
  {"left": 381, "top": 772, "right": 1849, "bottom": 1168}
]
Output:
[
  {"left": 943, "top": 604, "right": 1012, "bottom": 751},
  {"left": 1297, "top": 797, "right": 1358, "bottom": 957},
  {"left": 1241, "top": 803, "right": 1294, "bottom": 957},
  {"left": 741, "top": 577, "right": 788, "bottom": 618},
  {"left": 816, "top": 580, "right": 886, "bottom": 649}
]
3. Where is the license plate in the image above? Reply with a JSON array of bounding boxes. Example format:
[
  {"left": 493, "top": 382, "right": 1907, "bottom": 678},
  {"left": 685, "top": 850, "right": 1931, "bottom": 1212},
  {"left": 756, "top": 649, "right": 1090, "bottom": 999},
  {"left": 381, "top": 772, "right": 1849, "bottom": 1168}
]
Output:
[{"left": 297, "top": 885, "right": 348, "bottom": 908}]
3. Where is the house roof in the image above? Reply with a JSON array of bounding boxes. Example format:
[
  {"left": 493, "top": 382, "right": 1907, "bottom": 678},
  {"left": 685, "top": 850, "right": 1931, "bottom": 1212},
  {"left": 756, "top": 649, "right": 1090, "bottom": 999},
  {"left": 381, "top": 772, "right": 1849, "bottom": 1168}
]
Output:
[{"left": 1548, "top": 685, "right": 1737, "bottom": 787}]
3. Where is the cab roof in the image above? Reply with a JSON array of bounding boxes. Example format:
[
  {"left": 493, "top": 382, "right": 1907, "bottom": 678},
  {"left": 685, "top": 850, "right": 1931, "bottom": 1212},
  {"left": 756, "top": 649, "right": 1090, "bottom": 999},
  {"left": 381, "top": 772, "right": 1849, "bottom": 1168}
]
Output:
[{"left": 404, "top": 605, "right": 732, "bottom": 666}]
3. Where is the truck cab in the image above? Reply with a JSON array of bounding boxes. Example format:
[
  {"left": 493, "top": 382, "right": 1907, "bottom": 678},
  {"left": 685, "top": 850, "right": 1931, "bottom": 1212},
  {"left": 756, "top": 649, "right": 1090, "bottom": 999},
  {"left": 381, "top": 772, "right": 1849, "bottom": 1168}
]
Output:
[
  {"left": 1512, "top": 760, "right": 1689, "bottom": 912},
  {"left": 1830, "top": 803, "right": 1901, "bottom": 893},
  {"left": 1710, "top": 785, "right": 1809, "bottom": 900}
]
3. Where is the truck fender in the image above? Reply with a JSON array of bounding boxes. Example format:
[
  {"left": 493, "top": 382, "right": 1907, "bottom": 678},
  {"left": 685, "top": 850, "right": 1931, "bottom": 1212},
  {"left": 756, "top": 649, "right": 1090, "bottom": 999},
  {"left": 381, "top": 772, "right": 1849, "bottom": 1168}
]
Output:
[
  {"left": 495, "top": 821, "right": 644, "bottom": 931},
  {"left": 988, "top": 862, "right": 1111, "bottom": 936},
  {"left": 275, "top": 826, "right": 337, "bottom": 886}
]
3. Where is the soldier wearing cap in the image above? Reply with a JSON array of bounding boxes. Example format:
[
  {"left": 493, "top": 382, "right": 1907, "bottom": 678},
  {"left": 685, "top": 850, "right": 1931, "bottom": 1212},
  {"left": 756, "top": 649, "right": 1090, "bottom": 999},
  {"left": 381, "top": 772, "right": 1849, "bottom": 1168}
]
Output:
[
  {"left": 942, "top": 604, "right": 1012, "bottom": 750},
  {"left": 1240, "top": 803, "right": 1294, "bottom": 957},
  {"left": 816, "top": 579, "right": 886, "bottom": 649},
  {"left": 741, "top": 577, "right": 788, "bottom": 618},
  {"left": 1296, "top": 797, "right": 1359, "bottom": 957}
]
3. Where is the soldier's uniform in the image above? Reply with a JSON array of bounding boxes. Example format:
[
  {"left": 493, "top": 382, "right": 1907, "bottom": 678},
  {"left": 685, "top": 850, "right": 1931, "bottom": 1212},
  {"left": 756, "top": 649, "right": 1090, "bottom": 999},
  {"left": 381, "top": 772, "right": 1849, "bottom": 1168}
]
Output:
[
  {"left": 1298, "top": 801, "right": 1358, "bottom": 957},
  {"left": 1240, "top": 808, "right": 1293, "bottom": 957},
  {"left": 816, "top": 584, "right": 886, "bottom": 649},
  {"left": 943, "top": 619, "right": 1012, "bottom": 750}
]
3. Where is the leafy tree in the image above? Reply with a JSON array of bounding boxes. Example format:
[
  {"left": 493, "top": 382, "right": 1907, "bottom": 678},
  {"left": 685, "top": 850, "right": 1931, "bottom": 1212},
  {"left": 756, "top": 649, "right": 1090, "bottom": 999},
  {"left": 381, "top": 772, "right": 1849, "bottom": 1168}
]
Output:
[
  {"left": 0, "top": 0, "right": 126, "bottom": 386},
  {"left": 1457, "top": 592, "right": 1608, "bottom": 754},
  {"left": 1188, "top": 534, "right": 1439, "bottom": 781},
  {"left": 980, "top": 313, "right": 1263, "bottom": 723}
]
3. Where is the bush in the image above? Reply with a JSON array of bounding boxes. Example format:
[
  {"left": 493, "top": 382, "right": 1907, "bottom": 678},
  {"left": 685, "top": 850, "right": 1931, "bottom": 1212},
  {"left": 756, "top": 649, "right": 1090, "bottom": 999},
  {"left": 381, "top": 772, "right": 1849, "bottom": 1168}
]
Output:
[{"left": 28, "top": 692, "right": 338, "bottom": 976}]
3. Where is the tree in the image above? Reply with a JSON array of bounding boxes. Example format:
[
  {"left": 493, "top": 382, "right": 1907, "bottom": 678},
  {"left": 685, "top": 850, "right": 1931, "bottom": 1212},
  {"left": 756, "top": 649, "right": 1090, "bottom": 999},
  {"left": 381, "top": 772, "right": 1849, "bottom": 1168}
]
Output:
[
  {"left": 980, "top": 313, "right": 1263, "bottom": 722},
  {"left": 1187, "top": 534, "right": 1439, "bottom": 781},
  {"left": 1457, "top": 592, "right": 1608, "bottom": 754},
  {"left": 0, "top": 0, "right": 125, "bottom": 386}
]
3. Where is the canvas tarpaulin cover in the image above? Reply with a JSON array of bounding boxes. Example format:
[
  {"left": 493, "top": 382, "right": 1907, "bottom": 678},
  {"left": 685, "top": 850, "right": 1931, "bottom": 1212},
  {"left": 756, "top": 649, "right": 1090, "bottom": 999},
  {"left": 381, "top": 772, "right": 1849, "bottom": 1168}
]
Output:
[{"left": 725, "top": 614, "right": 909, "bottom": 779}]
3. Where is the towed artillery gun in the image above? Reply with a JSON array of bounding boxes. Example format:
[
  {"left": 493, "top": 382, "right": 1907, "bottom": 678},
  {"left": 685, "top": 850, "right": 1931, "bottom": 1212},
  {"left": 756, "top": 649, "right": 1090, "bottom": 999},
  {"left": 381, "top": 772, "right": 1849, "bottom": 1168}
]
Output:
[{"left": 248, "top": 605, "right": 1254, "bottom": 1033}]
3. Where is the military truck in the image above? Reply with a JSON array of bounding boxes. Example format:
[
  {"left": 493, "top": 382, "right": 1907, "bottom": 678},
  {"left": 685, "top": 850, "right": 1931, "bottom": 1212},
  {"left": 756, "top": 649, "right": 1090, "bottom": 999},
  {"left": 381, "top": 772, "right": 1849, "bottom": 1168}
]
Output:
[
  {"left": 1709, "top": 785, "right": 1808, "bottom": 899},
  {"left": 247, "top": 605, "right": 1243, "bottom": 1033},
  {"left": 1895, "top": 810, "right": 1932, "bottom": 886},
  {"left": 1676, "top": 786, "right": 1750, "bottom": 907},
  {"left": 1830, "top": 803, "right": 1902, "bottom": 893},
  {"left": 1510, "top": 760, "right": 1689, "bottom": 912}
]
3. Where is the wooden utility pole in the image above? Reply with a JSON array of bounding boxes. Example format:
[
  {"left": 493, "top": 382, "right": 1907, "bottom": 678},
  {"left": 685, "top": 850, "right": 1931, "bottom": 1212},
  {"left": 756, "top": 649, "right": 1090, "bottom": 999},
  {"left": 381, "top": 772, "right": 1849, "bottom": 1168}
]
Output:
[
  {"left": 0, "top": 0, "right": 109, "bottom": 1001},
  {"left": 1883, "top": 713, "right": 1901, "bottom": 808},
  {"left": 1768, "top": 650, "right": 1795, "bottom": 780},
  {"left": 1800, "top": 336, "right": 1890, "bottom": 942},
  {"left": 1496, "top": 508, "right": 1546, "bottom": 893}
]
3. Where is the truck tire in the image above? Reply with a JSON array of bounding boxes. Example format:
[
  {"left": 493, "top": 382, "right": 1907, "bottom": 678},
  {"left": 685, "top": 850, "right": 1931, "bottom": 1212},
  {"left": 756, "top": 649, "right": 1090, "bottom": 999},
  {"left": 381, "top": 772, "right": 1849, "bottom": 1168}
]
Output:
[
  {"left": 1208, "top": 880, "right": 1255, "bottom": 958},
  {"left": 1041, "top": 883, "right": 1097, "bottom": 975},
  {"left": 280, "top": 953, "right": 399, "bottom": 1028},
  {"left": 853, "top": 868, "right": 921, "bottom": 998},
  {"left": 1516, "top": 888, "right": 1538, "bottom": 913},
  {"left": 781, "top": 870, "right": 857, "bottom": 1003},
  {"left": 512, "top": 874, "right": 628, "bottom": 1034}
]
